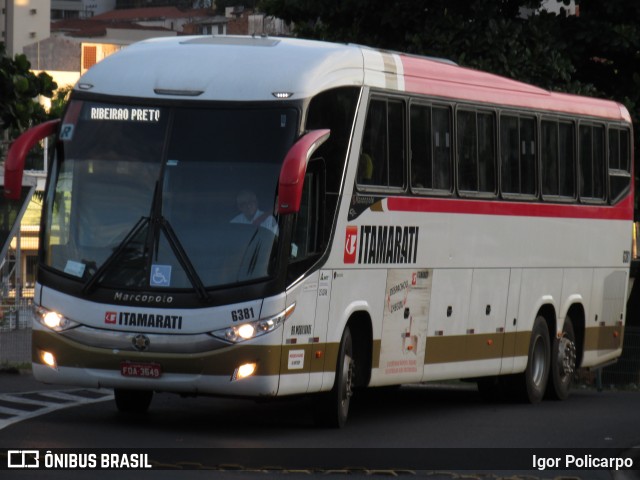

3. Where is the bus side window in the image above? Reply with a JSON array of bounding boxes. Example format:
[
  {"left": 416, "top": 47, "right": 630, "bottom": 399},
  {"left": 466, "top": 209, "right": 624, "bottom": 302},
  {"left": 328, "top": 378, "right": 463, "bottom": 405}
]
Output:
[
  {"left": 457, "top": 109, "right": 496, "bottom": 195},
  {"left": 433, "top": 106, "right": 452, "bottom": 192},
  {"left": 410, "top": 103, "right": 452, "bottom": 194},
  {"left": 541, "top": 119, "right": 576, "bottom": 199},
  {"left": 288, "top": 159, "right": 325, "bottom": 279},
  {"left": 410, "top": 104, "right": 431, "bottom": 189},
  {"left": 578, "top": 124, "right": 605, "bottom": 202},
  {"left": 500, "top": 114, "right": 536, "bottom": 197},
  {"left": 358, "top": 97, "right": 405, "bottom": 189},
  {"left": 608, "top": 127, "right": 631, "bottom": 204}
]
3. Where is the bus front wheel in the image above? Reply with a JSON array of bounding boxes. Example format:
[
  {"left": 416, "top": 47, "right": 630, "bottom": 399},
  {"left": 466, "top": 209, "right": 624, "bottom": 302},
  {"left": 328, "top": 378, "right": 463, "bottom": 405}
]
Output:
[
  {"left": 314, "top": 326, "right": 354, "bottom": 428},
  {"left": 114, "top": 389, "right": 153, "bottom": 413}
]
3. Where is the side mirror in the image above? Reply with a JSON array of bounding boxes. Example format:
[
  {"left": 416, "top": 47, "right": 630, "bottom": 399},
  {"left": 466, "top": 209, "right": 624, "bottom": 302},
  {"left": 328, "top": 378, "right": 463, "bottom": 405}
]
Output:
[
  {"left": 4, "top": 119, "right": 60, "bottom": 199},
  {"left": 276, "top": 129, "right": 330, "bottom": 215}
]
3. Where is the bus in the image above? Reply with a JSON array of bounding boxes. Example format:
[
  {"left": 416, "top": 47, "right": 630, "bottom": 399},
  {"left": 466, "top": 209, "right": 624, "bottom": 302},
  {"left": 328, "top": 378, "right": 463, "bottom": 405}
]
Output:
[{"left": 7, "top": 36, "right": 633, "bottom": 428}]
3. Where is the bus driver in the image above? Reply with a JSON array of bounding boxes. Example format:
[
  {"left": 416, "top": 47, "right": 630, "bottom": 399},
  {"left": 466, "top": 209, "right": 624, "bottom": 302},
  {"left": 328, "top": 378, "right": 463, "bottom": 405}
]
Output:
[{"left": 230, "top": 189, "right": 278, "bottom": 234}]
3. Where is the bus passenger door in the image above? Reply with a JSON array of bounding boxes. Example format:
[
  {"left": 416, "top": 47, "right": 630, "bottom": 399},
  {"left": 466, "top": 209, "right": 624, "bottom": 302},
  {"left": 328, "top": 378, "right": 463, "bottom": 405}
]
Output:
[{"left": 282, "top": 159, "right": 330, "bottom": 395}]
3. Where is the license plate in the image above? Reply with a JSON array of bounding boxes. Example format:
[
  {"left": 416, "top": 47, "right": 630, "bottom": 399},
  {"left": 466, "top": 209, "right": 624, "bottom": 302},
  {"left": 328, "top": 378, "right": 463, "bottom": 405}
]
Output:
[{"left": 120, "top": 362, "right": 162, "bottom": 378}]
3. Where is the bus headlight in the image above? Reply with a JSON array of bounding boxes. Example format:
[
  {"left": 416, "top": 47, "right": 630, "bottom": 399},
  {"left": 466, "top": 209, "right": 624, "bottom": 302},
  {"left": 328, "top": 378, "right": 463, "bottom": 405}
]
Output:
[
  {"left": 35, "top": 306, "right": 79, "bottom": 332},
  {"left": 211, "top": 303, "right": 295, "bottom": 344}
]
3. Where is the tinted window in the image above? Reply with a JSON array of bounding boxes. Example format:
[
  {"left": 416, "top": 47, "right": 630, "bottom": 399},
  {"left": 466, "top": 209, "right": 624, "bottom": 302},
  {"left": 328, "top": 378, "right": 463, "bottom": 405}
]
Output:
[
  {"left": 410, "top": 104, "right": 452, "bottom": 193},
  {"left": 457, "top": 110, "right": 496, "bottom": 194},
  {"left": 358, "top": 97, "right": 405, "bottom": 189},
  {"left": 500, "top": 115, "right": 536, "bottom": 196},
  {"left": 579, "top": 124, "right": 605, "bottom": 201},
  {"left": 541, "top": 119, "right": 575, "bottom": 198},
  {"left": 609, "top": 128, "right": 632, "bottom": 203}
]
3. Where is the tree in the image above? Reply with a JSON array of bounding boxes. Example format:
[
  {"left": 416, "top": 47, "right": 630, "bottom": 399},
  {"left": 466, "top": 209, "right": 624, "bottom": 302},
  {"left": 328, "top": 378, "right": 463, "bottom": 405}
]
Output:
[
  {"left": 260, "top": 0, "right": 640, "bottom": 212},
  {"left": 259, "top": 0, "right": 577, "bottom": 91},
  {"left": 559, "top": 1, "right": 640, "bottom": 124},
  {"left": 0, "top": 42, "right": 57, "bottom": 141}
]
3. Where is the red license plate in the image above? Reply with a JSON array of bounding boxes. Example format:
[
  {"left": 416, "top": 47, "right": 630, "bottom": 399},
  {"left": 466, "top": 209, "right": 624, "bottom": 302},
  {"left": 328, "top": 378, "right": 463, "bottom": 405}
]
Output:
[{"left": 120, "top": 362, "right": 162, "bottom": 378}]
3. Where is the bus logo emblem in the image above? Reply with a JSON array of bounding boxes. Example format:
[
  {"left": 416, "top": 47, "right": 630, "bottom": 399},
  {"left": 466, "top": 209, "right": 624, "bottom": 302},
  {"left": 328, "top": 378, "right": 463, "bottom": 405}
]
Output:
[
  {"left": 132, "top": 334, "right": 150, "bottom": 352},
  {"left": 344, "top": 226, "right": 358, "bottom": 263},
  {"left": 105, "top": 312, "right": 117, "bottom": 324}
]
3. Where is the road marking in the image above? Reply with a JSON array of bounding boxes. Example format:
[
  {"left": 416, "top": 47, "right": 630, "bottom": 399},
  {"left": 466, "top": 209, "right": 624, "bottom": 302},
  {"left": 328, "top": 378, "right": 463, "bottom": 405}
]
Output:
[{"left": 0, "top": 389, "right": 113, "bottom": 430}]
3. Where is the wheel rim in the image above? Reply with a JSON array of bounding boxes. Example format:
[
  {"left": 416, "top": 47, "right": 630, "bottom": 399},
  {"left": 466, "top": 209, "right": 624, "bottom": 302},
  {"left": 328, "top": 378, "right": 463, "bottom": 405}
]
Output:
[
  {"left": 340, "top": 353, "right": 354, "bottom": 410},
  {"left": 557, "top": 335, "right": 577, "bottom": 379}
]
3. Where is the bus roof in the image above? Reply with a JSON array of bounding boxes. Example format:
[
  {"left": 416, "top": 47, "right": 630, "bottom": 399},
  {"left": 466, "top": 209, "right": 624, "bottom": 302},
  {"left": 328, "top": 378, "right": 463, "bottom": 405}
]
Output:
[{"left": 77, "top": 35, "right": 630, "bottom": 122}]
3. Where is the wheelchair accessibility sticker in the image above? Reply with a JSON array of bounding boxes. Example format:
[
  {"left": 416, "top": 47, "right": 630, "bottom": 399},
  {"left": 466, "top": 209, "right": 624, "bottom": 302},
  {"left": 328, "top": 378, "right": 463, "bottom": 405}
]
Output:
[{"left": 150, "top": 265, "right": 172, "bottom": 287}]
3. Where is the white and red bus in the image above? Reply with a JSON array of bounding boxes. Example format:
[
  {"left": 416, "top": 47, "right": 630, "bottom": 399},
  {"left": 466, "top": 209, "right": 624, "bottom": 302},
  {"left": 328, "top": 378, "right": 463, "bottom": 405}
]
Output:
[{"left": 7, "top": 36, "right": 632, "bottom": 427}]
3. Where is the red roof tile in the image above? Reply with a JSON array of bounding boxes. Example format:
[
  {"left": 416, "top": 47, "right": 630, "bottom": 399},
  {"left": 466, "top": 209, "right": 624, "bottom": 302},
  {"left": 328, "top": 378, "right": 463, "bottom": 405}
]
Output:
[{"left": 93, "top": 7, "right": 212, "bottom": 21}]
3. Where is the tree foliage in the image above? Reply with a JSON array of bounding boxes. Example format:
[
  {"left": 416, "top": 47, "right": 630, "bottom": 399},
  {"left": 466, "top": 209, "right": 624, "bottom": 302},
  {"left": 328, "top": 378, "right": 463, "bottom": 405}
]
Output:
[
  {"left": 260, "top": 0, "right": 640, "bottom": 213},
  {"left": 259, "top": 0, "right": 637, "bottom": 112},
  {"left": 561, "top": 1, "right": 640, "bottom": 125},
  {"left": 0, "top": 42, "right": 57, "bottom": 139}
]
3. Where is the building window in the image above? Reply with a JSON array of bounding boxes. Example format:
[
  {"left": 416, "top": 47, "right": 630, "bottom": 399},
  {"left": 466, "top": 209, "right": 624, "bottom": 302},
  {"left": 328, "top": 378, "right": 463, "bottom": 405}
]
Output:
[{"left": 83, "top": 46, "right": 97, "bottom": 71}]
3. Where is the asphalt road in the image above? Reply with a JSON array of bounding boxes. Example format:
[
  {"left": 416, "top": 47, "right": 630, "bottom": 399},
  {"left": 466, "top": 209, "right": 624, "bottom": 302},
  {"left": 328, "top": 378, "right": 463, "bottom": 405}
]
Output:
[{"left": 0, "top": 371, "right": 639, "bottom": 480}]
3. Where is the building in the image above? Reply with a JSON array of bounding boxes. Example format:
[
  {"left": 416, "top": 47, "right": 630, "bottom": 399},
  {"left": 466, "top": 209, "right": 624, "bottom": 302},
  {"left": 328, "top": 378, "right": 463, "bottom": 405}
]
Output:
[
  {"left": 1, "top": 0, "right": 50, "bottom": 56},
  {"left": 51, "top": 0, "right": 116, "bottom": 20}
]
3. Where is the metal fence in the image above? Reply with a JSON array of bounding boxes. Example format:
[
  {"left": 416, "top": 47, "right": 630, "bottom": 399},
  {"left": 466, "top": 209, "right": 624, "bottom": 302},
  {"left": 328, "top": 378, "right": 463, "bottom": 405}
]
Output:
[{"left": 0, "top": 299, "right": 34, "bottom": 365}]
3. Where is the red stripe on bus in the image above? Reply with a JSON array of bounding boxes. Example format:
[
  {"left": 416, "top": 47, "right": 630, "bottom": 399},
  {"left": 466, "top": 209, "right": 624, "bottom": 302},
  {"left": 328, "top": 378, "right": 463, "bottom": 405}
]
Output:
[{"left": 386, "top": 195, "right": 633, "bottom": 221}]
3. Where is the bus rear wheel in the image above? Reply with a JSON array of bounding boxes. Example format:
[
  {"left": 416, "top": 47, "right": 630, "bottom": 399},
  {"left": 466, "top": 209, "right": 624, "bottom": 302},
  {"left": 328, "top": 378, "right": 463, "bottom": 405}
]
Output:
[
  {"left": 114, "top": 389, "right": 153, "bottom": 413},
  {"left": 515, "top": 315, "right": 550, "bottom": 403},
  {"left": 314, "top": 326, "right": 354, "bottom": 428},
  {"left": 546, "top": 318, "right": 577, "bottom": 400}
]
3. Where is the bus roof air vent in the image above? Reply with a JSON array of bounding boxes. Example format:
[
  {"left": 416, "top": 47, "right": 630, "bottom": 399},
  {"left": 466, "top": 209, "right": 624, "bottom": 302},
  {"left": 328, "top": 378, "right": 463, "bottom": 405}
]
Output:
[
  {"left": 182, "top": 36, "right": 280, "bottom": 47},
  {"left": 154, "top": 88, "right": 204, "bottom": 97}
]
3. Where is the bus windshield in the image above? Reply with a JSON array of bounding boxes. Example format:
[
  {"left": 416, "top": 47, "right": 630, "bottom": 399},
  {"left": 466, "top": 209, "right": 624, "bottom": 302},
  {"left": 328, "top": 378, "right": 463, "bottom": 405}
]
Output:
[{"left": 44, "top": 100, "right": 298, "bottom": 291}]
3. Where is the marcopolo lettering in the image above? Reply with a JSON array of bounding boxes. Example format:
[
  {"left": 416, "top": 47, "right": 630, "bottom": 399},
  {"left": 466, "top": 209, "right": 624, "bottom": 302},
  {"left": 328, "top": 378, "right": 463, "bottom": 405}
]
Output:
[
  {"left": 114, "top": 292, "right": 174, "bottom": 304},
  {"left": 357, "top": 225, "right": 419, "bottom": 265},
  {"left": 118, "top": 312, "right": 183, "bottom": 330}
]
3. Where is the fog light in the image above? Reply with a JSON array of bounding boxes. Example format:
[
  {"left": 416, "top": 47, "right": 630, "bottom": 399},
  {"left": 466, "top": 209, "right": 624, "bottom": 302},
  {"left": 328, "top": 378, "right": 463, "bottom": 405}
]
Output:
[
  {"left": 40, "top": 350, "right": 57, "bottom": 369},
  {"left": 232, "top": 362, "right": 257, "bottom": 381}
]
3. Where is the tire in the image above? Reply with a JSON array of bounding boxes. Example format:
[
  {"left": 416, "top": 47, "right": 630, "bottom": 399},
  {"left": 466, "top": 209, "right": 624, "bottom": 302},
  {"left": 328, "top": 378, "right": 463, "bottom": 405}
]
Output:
[
  {"left": 314, "top": 326, "right": 355, "bottom": 428},
  {"left": 114, "top": 389, "right": 153, "bottom": 413},
  {"left": 515, "top": 315, "right": 550, "bottom": 403},
  {"left": 546, "top": 318, "right": 577, "bottom": 400}
]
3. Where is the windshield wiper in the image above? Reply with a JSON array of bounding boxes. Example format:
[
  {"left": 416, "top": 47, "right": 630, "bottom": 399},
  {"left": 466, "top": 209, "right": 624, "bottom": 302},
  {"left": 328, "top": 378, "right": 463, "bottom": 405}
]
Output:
[
  {"left": 157, "top": 217, "right": 210, "bottom": 302},
  {"left": 81, "top": 214, "right": 210, "bottom": 301},
  {"left": 82, "top": 216, "right": 149, "bottom": 295},
  {"left": 147, "top": 179, "right": 210, "bottom": 302}
]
